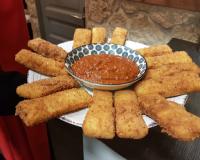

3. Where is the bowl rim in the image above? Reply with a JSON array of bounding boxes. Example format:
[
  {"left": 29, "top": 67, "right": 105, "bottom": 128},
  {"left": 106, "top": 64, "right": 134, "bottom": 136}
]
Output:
[{"left": 65, "top": 43, "right": 148, "bottom": 86}]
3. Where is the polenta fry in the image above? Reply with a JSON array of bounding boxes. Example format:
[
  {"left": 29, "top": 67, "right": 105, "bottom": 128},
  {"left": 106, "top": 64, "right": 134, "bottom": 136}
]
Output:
[
  {"left": 134, "top": 71, "right": 200, "bottom": 97},
  {"left": 114, "top": 90, "right": 148, "bottom": 139},
  {"left": 28, "top": 38, "right": 67, "bottom": 63},
  {"left": 110, "top": 27, "right": 127, "bottom": 45},
  {"left": 145, "top": 63, "right": 200, "bottom": 80},
  {"left": 92, "top": 27, "right": 107, "bottom": 43},
  {"left": 16, "top": 88, "right": 92, "bottom": 126},
  {"left": 146, "top": 51, "right": 192, "bottom": 69},
  {"left": 139, "top": 94, "right": 200, "bottom": 141},
  {"left": 83, "top": 90, "right": 115, "bottom": 139},
  {"left": 15, "top": 49, "right": 67, "bottom": 76},
  {"left": 136, "top": 44, "right": 172, "bottom": 57},
  {"left": 73, "top": 28, "right": 92, "bottom": 48},
  {"left": 16, "top": 75, "right": 79, "bottom": 99}
]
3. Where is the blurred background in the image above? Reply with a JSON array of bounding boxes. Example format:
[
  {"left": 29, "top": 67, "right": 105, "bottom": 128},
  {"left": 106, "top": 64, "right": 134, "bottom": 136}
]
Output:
[{"left": 25, "top": 0, "right": 200, "bottom": 45}]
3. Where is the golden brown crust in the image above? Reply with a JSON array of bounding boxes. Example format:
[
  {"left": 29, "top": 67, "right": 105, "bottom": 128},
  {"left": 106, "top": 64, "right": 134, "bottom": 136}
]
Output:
[
  {"left": 83, "top": 90, "right": 115, "bottom": 139},
  {"left": 146, "top": 51, "right": 192, "bottom": 69},
  {"left": 28, "top": 38, "right": 67, "bottom": 63},
  {"left": 73, "top": 28, "right": 92, "bottom": 49},
  {"left": 110, "top": 27, "right": 127, "bottom": 45},
  {"left": 145, "top": 63, "right": 200, "bottom": 80},
  {"left": 92, "top": 27, "right": 107, "bottom": 43},
  {"left": 15, "top": 49, "right": 67, "bottom": 76},
  {"left": 134, "top": 71, "right": 200, "bottom": 97},
  {"left": 16, "top": 75, "right": 79, "bottom": 99},
  {"left": 138, "top": 94, "right": 200, "bottom": 141},
  {"left": 136, "top": 44, "right": 172, "bottom": 57},
  {"left": 15, "top": 88, "right": 92, "bottom": 126},
  {"left": 114, "top": 90, "right": 148, "bottom": 139}
]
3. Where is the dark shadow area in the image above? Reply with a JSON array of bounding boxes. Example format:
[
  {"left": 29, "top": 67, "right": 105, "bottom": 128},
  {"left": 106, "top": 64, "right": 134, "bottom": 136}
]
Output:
[
  {"left": 47, "top": 119, "right": 83, "bottom": 160},
  {"left": 0, "top": 154, "right": 5, "bottom": 160},
  {"left": 0, "top": 71, "right": 26, "bottom": 115}
]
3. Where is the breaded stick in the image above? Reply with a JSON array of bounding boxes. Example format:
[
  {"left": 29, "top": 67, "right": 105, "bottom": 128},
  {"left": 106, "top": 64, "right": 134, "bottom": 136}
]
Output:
[
  {"left": 83, "top": 90, "right": 115, "bottom": 139},
  {"left": 145, "top": 63, "right": 200, "bottom": 80},
  {"left": 110, "top": 27, "right": 127, "bottom": 45},
  {"left": 114, "top": 90, "right": 148, "bottom": 139},
  {"left": 136, "top": 44, "right": 172, "bottom": 57},
  {"left": 92, "top": 27, "right": 106, "bottom": 43},
  {"left": 28, "top": 38, "right": 67, "bottom": 63},
  {"left": 15, "top": 49, "right": 67, "bottom": 76},
  {"left": 139, "top": 94, "right": 200, "bottom": 141},
  {"left": 134, "top": 71, "right": 200, "bottom": 97},
  {"left": 16, "top": 75, "right": 79, "bottom": 99},
  {"left": 146, "top": 51, "right": 192, "bottom": 69},
  {"left": 73, "top": 28, "right": 92, "bottom": 48},
  {"left": 16, "top": 88, "right": 92, "bottom": 126}
]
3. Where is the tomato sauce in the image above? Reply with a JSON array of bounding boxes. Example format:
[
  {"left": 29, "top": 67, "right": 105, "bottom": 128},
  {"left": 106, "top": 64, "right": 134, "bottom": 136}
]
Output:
[{"left": 72, "top": 54, "right": 139, "bottom": 84}]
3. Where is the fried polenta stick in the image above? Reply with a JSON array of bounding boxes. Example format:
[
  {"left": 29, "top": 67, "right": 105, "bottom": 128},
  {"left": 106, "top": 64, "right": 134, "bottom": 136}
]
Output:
[
  {"left": 146, "top": 51, "right": 192, "bottom": 69},
  {"left": 16, "top": 88, "right": 92, "bottom": 126},
  {"left": 139, "top": 94, "right": 200, "bottom": 141},
  {"left": 114, "top": 90, "right": 148, "bottom": 139},
  {"left": 16, "top": 75, "right": 79, "bottom": 99},
  {"left": 92, "top": 27, "right": 106, "bottom": 43},
  {"left": 110, "top": 27, "right": 127, "bottom": 45},
  {"left": 83, "top": 90, "right": 115, "bottom": 139},
  {"left": 73, "top": 28, "right": 92, "bottom": 48},
  {"left": 15, "top": 49, "right": 67, "bottom": 76},
  {"left": 134, "top": 71, "right": 200, "bottom": 97},
  {"left": 145, "top": 63, "right": 200, "bottom": 80},
  {"left": 28, "top": 38, "right": 67, "bottom": 63},
  {"left": 136, "top": 44, "right": 172, "bottom": 57}
]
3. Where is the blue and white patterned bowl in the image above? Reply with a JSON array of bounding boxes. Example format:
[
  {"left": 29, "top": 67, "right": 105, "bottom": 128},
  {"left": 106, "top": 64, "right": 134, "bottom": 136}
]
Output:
[{"left": 65, "top": 43, "right": 147, "bottom": 90}]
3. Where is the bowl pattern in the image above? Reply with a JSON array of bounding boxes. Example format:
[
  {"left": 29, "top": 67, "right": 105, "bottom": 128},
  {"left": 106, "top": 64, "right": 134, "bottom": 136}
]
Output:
[{"left": 65, "top": 43, "right": 147, "bottom": 90}]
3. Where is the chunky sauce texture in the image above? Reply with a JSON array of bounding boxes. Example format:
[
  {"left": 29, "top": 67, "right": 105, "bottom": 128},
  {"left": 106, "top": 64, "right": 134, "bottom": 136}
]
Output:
[{"left": 72, "top": 54, "right": 139, "bottom": 84}]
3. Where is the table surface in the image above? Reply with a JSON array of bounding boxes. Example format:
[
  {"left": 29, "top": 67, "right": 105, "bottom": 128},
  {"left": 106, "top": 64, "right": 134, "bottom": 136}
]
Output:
[{"left": 94, "top": 38, "right": 200, "bottom": 160}]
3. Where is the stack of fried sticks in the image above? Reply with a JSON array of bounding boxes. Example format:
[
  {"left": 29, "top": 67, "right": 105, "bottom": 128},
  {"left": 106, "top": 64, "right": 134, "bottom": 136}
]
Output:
[{"left": 15, "top": 27, "right": 200, "bottom": 141}]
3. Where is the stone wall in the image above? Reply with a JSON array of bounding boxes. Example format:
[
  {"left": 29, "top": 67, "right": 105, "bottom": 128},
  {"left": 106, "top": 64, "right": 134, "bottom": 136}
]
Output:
[
  {"left": 85, "top": 0, "right": 200, "bottom": 45},
  {"left": 25, "top": 0, "right": 41, "bottom": 38}
]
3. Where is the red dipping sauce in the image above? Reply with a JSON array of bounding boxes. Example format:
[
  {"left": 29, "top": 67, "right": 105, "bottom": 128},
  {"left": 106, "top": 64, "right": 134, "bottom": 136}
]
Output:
[{"left": 72, "top": 54, "right": 139, "bottom": 84}]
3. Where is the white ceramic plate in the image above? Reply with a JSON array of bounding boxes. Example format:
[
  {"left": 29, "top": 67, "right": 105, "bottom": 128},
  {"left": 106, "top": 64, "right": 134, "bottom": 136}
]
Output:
[{"left": 27, "top": 40, "right": 188, "bottom": 128}]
